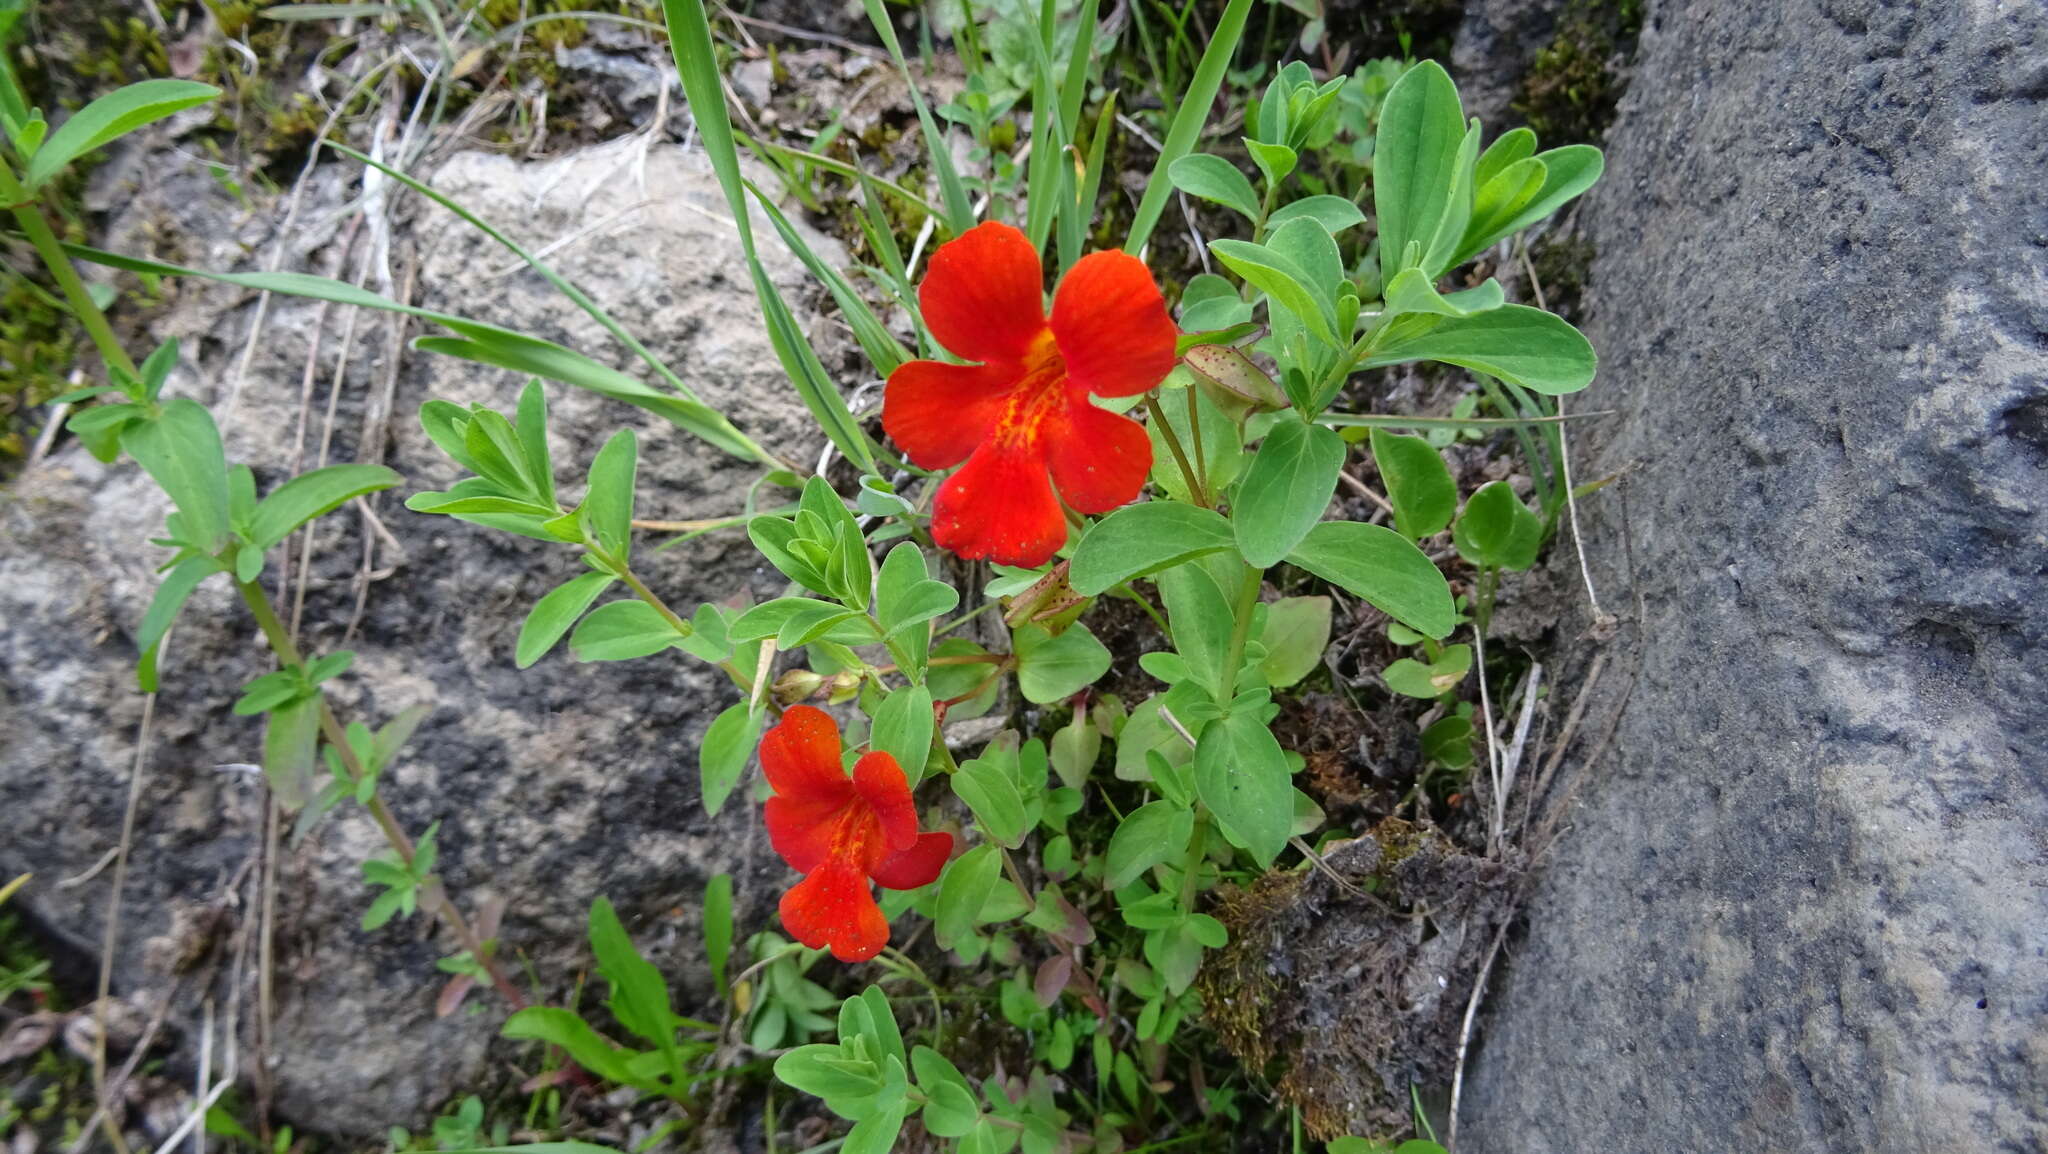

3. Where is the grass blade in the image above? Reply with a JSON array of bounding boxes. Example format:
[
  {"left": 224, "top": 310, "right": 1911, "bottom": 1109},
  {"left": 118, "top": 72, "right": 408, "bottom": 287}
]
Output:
[
  {"left": 745, "top": 180, "right": 911, "bottom": 377},
  {"left": 1125, "top": 0, "right": 1253, "bottom": 257},
  {"left": 860, "top": 0, "right": 975, "bottom": 234},
  {"left": 326, "top": 144, "right": 716, "bottom": 410},
  {"left": 65, "top": 242, "right": 779, "bottom": 466},
  {"left": 659, "top": 0, "right": 879, "bottom": 474}
]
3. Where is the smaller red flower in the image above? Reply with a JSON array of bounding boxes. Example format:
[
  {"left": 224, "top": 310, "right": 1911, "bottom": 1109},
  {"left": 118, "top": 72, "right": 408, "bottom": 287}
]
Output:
[
  {"left": 883, "top": 221, "right": 1179, "bottom": 567},
  {"left": 760, "top": 705, "right": 953, "bottom": 962}
]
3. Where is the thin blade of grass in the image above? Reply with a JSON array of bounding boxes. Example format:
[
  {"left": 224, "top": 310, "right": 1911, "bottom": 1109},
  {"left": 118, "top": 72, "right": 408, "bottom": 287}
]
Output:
[
  {"left": 1022, "top": 1, "right": 1062, "bottom": 253},
  {"left": 745, "top": 179, "right": 911, "bottom": 377},
  {"left": 1056, "top": 0, "right": 1101, "bottom": 141},
  {"left": 325, "top": 142, "right": 714, "bottom": 410},
  {"left": 660, "top": 0, "right": 879, "bottom": 475},
  {"left": 737, "top": 133, "right": 942, "bottom": 222},
  {"left": 1058, "top": 90, "right": 1118, "bottom": 274},
  {"left": 860, "top": 0, "right": 975, "bottom": 235},
  {"left": 65, "top": 242, "right": 780, "bottom": 466},
  {"left": 1125, "top": 0, "right": 1253, "bottom": 257}
]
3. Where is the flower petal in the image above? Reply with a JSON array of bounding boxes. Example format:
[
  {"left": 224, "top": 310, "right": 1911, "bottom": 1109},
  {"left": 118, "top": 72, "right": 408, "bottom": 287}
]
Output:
[
  {"left": 871, "top": 832, "right": 955, "bottom": 891},
  {"left": 932, "top": 441, "right": 1067, "bottom": 567},
  {"left": 852, "top": 752, "right": 919, "bottom": 855},
  {"left": 1049, "top": 249, "right": 1178, "bottom": 398},
  {"left": 764, "top": 794, "right": 845, "bottom": 875},
  {"left": 882, "top": 359, "right": 1018, "bottom": 470},
  {"left": 1046, "top": 395, "right": 1153, "bottom": 515},
  {"left": 921, "top": 221, "right": 1047, "bottom": 364},
  {"left": 779, "top": 860, "right": 890, "bottom": 963},
  {"left": 759, "top": 705, "right": 850, "bottom": 803}
]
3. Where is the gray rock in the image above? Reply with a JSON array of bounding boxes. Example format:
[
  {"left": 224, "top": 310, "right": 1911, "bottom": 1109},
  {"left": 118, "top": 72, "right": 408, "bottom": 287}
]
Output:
[
  {"left": 1461, "top": 2, "right": 2048, "bottom": 1150},
  {"left": 1450, "top": 0, "right": 1565, "bottom": 129},
  {"left": 0, "top": 137, "right": 853, "bottom": 1135}
]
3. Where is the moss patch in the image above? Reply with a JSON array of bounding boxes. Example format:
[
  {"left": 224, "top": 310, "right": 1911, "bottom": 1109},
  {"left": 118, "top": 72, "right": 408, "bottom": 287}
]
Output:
[{"left": 1511, "top": 0, "right": 1642, "bottom": 146}]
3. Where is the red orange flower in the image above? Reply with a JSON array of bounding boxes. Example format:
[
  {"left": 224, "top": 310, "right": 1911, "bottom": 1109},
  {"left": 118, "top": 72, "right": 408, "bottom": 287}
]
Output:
[
  {"left": 761, "top": 705, "right": 953, "bottom": 962},
  {"left": 883, "top": 221, "right": 1178, "bottom": 567}
]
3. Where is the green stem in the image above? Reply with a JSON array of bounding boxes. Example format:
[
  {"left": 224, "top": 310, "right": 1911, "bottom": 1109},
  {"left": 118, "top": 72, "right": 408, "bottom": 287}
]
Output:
[
  {"left": 1215, "top": 563, "right": 1263, "bottom": 704},
  {"left": 0, "top": 163, "right": 139, "bottom": 380},
  {"left": 232, "top": 577, "right": 528, "bottom": 1010},
  {"left": 1116, "top": 581, "right": 1171, "bottom": 637},
  {"left": 1144, "top": 394, "right": 1207, "bottom": 507},
  {"left": 1176, "top": 817, "right": 1209, "bottom": 911},
  {"left": 603, "top": 545, "right": 775, "bottom": 713},
  {"left": 1248, "top": 178, "right": 1281, "bottom": 248}
]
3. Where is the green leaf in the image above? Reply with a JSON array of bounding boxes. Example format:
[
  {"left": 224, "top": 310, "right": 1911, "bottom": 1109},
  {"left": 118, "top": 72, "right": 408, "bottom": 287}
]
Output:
[
  {"left": 1380, "top": 268, "right": 1504, "bottom": 320},
  {"left": 1361, "top": 304, "right": 1597, "bottom": 395},
  {"left": 1048, "top": 712, "right": 1101, "bottom": 790},
  {"left": 588, "top": 897, "right": 680, "bottom": 1069},
  {"left": 1266, "top": 194, "right": 1366, "bottom": 235},
  {"left": 1421, "top": 714, "right": 1476, "bottom": 768},
  {"left": 121, "top": 399, "right": 231, "bottom": 550},
  {"left": 1104, "top": 801, "right": 1194, "bottom": 889},
  {"left": 1245, "top": 138, "right": 1297, "bottom": 188},
  {"left": 502, "top": 1007, "right": 658, "bottom": 1091},
  {"left": 1168, "top": 153, "right": 1259, "bottom": 219},
  {"left": 1156, "top": 561, "right": 1236, "bottom": 699},
  {"left": 582, "top": 428, "right": 637, "bottom": 559},
  {"left": 699, "top": 701, "right": 762, "bottom": 816},
  {"left": 1383, "top": 643, "right": 1472, "bottom": 699},
  {"left": 569, "top": 600, "right": 682, "bottom": 661},
  {"left": 234, "top": 670, "right": 304, "bottom": 716},
  {"left": 1452, "top": 144, "right": 1604, "bottom": 268},
  {"left": 875, "top": 542, "right": 956, "bottom": 648},
  {"left": 704, "top": 874, "right": 734, "bottom": 993},
  {"left": 953, "top": 757, "right": 1028, "bottom": 848},
  {"left": 1126, "top": 0, "right": 1254, "bottom": 256},
  {"left": 729, "top": 597, "right": 872, "bottom": 648},
  {"left": 247, "top": 464, "right": 401, "bottom": 551},
  {"left": 1474, "top": 127, "right": 1537, "bottom": 189},
  {"left": 360, "top": 886, "right": 409, "bottom": 932},
  {"left": 262, "top": 695, "right": 321, "bottom": 809},
  {"left": 437, "top": 330, "right": 766, "bottom": 464},
  {"left": 1232, "top": 417, "right": 1347, "bottom": 568},
  {"left": 1013, "top": 622, "right": 1111, "bottom": 704},
  {"left": 135, "top": 554, "right": 223, "bottom": 691},
  {"left": 871, "top": 685, "right": 934, "bottom": 785},
  {"left": 1257, "top": 596, "right": 1331, "bottom": 689},
  {"left": 1210, "top": 238, "right": 1337, "bottom": 347},
  {"left": 25, "top": 79, "right": 219, "bottom": 189},
  {"left": 513, "top": 380, "right": 555, "bottom": 508},
  {"left": 1373, "top": 60, "right": 1468, "bottom": 286},
  {"left": 1453, "top": 480, "right": 1544, "bottom": 570},
  {"left": 516, "top": 572, "right": 616, "bottom": 669},
  {"left": 934, "top": 844, "right": 1002, "bottom": 951},
  {"left": 1069, "top": 502, "right": 1235, "bottom": 595},
  {"left": 913, "top": 1047, "right": 980, "bottom": 1137},
  {"left": 137, "top": 337, "right": 178, "bottom": 402},
  {"left": 1285, "top": 521, "right": 1455, "bottom": 639},
  {"left": 773, "top": 1045, "right": 884, "bottom": 1118},
  {"left": 1369, "top": 428, "right": 1457, "bottom": 540},
  {"left": 1195, "top": 709, "right": 1291, "bottom": 867}
]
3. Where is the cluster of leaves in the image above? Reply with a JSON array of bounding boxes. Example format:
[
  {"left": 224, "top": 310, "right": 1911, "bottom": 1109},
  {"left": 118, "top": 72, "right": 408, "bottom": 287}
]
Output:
[{"left": 8, "top": 0, "right": 1604, "bottom": 1146}]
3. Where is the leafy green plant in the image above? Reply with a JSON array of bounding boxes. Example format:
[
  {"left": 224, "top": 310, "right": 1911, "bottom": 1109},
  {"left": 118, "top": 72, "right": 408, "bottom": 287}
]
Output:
[{"left": 6, "top": 0, "right": 1607, "bottom": 1145}]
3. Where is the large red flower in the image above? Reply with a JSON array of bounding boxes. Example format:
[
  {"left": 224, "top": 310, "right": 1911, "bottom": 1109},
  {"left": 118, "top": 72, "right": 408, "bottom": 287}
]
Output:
[
  {"left": 883, "top": 222, "right": 1178, "bottom": 567},
  {"left": 760, "top": 705, "right": 953, "bottom": 962}
]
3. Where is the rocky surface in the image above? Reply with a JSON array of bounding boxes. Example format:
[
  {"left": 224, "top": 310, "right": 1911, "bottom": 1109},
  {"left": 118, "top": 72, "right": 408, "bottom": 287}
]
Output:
[
  {"left": 1460, "top": 1, "right": 2048, "bottom": 1150},
  {"left": 0, "top": 136, "right": 853, "bottom": 1134}
]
